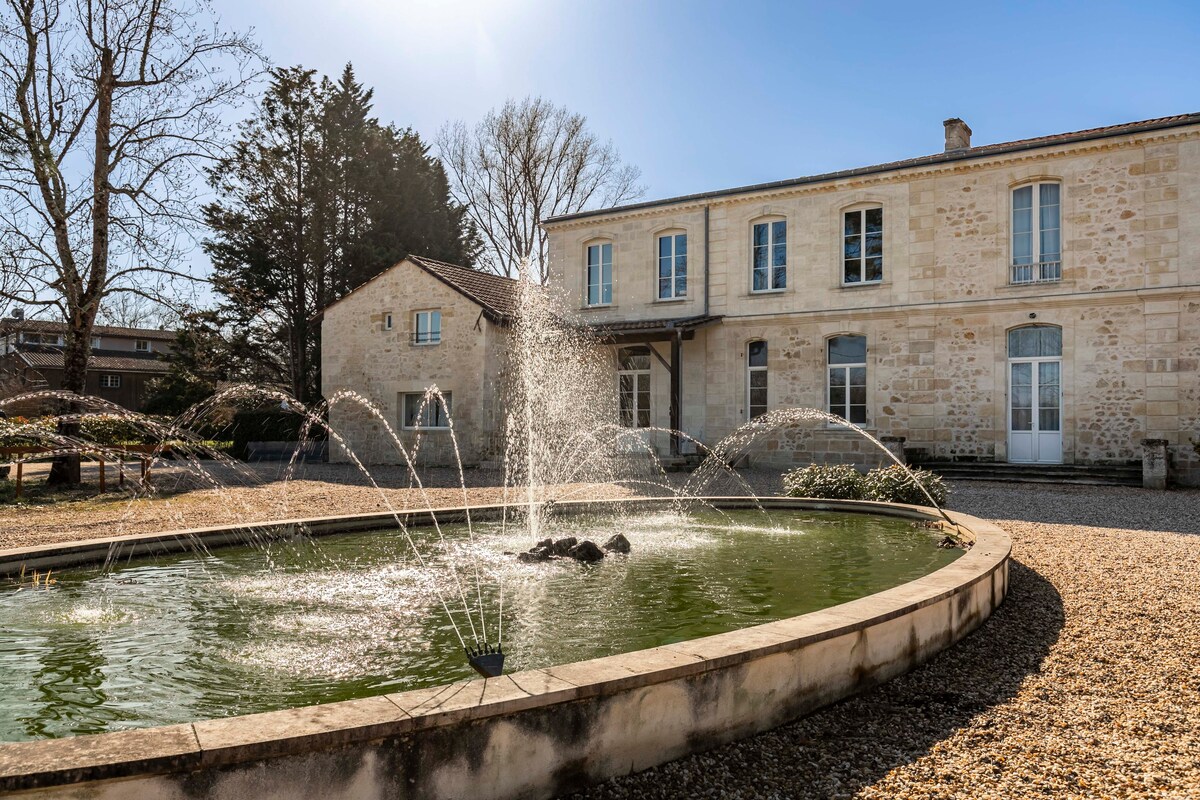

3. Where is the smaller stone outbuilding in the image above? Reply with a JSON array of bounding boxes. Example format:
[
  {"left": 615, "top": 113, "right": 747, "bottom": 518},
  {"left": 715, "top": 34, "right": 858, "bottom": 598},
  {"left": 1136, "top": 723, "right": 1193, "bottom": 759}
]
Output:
[{"left": 320, "top": 256, "right": 516, "bottom": 466}]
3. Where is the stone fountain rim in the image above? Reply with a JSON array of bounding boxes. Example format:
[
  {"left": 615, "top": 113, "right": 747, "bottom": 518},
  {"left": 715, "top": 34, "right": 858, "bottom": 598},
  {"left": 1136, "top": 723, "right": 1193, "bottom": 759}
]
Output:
[{"left": 0, "top": 497, "right": 1011, "bottom": 794}]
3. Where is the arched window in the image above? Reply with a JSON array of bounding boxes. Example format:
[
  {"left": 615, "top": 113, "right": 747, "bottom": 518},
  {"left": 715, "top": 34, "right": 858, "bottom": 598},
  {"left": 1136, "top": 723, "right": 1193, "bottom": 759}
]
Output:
[
  {"left": 746, "top": 340, "right": 768, "bottom": 420},
  {"left": 827, "top": 335, "right": 867, "bottom": 424},
  {"left": 1011, "top": 182, "right": 1061, "bottom": 283},
  {"left": 1007, "top": 325, "right": 1061, "bottom": 358},
  {"left": 585, "top": 242, "right": 613, "bottom": 306},
  {"left": 751, "top": 219, "right": 786, "bottom": 291},
  {"left": 843, "top": 206, "right": 883, "bottom": 284},
  {"left": 617, "top": 346, "right": 650, "bottom": 428}
]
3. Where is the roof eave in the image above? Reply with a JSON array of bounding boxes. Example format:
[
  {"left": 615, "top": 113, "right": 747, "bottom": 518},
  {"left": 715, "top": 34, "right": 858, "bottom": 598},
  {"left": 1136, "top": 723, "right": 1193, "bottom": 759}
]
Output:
[{"left": 543, "top": 113, "right": 1200, "bottom": 227}]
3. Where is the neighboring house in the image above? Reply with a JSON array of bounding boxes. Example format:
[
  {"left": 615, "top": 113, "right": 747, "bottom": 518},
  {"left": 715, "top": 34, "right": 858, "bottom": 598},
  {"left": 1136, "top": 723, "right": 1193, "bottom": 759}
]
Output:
[
  {"left": 0, "top": 315, "right": 175, "bottom": 413},
  {"left": 542, "top": 113, "right": 1200, "bottom": 485},
  {"left": 320, "top": 256, "right": 517, "bottom": 465}
]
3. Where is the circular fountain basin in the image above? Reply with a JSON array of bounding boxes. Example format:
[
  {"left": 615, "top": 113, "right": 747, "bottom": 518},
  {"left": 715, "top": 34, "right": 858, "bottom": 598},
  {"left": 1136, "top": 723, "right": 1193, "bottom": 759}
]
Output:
[{"left": 0, "top": 498, "right": 1010, "bottom": 799}]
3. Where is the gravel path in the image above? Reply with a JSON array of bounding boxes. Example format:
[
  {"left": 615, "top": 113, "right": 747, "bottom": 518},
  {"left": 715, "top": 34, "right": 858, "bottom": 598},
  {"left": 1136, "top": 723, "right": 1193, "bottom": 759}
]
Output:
[{"left": 2, "top": 469, "right": 1198, "bottom": 798}]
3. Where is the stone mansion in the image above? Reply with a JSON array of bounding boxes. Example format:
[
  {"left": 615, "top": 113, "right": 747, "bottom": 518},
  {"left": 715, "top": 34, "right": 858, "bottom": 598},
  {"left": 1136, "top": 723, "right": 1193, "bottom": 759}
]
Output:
[{"left": 322, "top": 113, "right": 1200, "bottom": 486}]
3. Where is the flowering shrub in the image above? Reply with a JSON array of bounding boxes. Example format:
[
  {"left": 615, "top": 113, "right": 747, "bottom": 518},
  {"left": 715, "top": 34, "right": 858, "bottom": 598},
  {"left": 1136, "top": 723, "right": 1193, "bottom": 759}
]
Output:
[
  {"left": 783, "top": 464, "right": 866, "bottom": 500},
  {"left": 862, "top": 465, "right": 949, "bottom": 506}
]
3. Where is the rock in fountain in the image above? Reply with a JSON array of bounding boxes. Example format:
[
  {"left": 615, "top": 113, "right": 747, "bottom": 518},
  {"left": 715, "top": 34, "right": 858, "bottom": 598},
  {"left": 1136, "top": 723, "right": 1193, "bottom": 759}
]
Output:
[
  {"left": 602, "top": 533, "right": 631, "bottom": 554},
  {"left": 566, "top": 540, "right": 604, "bottom": 562}
]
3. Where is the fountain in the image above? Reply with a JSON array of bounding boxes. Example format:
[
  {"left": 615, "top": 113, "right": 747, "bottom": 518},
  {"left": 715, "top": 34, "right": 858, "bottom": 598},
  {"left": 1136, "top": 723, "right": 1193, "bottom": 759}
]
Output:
[{"left": 0, "top": 265, "right": 1011, "bottom": 799}]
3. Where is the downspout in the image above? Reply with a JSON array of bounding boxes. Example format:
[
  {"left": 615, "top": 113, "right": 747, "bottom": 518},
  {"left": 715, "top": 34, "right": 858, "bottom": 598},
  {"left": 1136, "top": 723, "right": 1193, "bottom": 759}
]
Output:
[{"left": 703, "top": 204, "right": 710, "bottom": 317}]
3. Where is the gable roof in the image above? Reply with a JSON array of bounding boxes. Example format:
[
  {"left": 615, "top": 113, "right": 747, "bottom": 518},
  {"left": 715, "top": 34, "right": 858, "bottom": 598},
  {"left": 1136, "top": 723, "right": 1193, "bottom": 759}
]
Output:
[
  {"left": 321, "top": 256, "right": 520, "bottom": 324},
  {"left": 544, "top": 112, "right": 1200, "bottom": 225},
  {"left": 0, "top": 318, "right": 176, "bottom": 341},
  {"left": 407, "top": 256, "right": 519, "bottom": 323}
]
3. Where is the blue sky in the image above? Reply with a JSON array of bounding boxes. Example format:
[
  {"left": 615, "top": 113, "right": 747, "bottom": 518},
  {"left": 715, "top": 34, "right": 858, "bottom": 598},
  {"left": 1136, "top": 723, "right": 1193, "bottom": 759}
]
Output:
[{"left": 218, "top": 0, "right": 1200, "bottom": 205}]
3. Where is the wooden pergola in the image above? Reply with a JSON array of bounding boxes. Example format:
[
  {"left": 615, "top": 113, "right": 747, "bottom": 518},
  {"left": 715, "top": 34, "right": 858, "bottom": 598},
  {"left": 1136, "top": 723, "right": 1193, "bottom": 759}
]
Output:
[{"left": 587, "top": 314, "right": 722, "bottom": 455}]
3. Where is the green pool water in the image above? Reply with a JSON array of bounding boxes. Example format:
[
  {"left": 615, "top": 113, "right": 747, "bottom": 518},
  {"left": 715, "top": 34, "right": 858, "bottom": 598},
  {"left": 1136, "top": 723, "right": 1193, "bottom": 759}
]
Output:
[{"left": 0, "top": 507, "right": 961, "bottom": 742}]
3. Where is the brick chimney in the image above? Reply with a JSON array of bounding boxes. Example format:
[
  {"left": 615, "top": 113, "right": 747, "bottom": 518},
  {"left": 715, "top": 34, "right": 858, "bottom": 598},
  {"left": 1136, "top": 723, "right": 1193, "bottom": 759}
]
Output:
[{"left": 943, "top": 117, "right": 972, "bottom": 151}]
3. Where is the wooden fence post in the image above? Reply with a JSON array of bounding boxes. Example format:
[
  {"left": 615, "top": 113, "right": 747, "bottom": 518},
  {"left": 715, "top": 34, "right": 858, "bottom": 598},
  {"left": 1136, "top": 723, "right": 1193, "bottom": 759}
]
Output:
[{"left": 15, "top": 460, "right": 22, "bottom": 499}]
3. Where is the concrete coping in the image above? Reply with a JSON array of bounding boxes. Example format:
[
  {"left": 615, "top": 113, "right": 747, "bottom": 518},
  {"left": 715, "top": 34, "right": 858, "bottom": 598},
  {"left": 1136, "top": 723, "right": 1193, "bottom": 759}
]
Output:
[{"left": 0, "top": 497, "right": 1010, "bottom": 793}]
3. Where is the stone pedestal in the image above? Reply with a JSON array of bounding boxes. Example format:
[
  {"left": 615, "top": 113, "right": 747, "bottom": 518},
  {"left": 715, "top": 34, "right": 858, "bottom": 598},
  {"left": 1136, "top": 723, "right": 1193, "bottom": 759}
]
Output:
[
  {"left": 880, "top": 436, "right": 907, "bottom": 465},
  {"left": 1141, "top": 439, "right": 1169, "bottom": 490}
]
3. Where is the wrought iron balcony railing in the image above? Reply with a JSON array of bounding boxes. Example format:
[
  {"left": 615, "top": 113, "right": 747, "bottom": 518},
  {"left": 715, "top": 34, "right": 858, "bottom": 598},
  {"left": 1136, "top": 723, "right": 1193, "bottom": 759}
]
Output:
[{"left": 1010, "top": 260, "right": 1061, "bottom": 285}]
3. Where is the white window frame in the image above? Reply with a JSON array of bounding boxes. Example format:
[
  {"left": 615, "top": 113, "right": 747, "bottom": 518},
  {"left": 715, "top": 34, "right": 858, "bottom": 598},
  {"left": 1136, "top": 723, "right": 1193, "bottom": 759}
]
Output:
[
  {"left": 751, "top": 220, "right": 787, "bottom": 292},
  {"left": 746, "top": 340, "right": 768, "bottom": 420},
  {"left": 412, "top": 310, "right": 441, "bottom": 345},
  {"left": 1010, "top": 182, "right": 1062, "bottom": 284},
  {"left": 585, "top": 242, "right": 613, "bottom": 307},
  {"left": 99, "top": 374, "right": 122, "bottom": 389},
  {"left": 134, "top": 339, "right": 150, "bottom": 352},
  {"left": 826, "top": 335, "right": 868, "bottom": 426},
  {"left": 383, "top": 313, "right": 393, "bottom": 331},
  {"left": 401, "top": 392, "right": 451, "bottom": 430},
  {"left": 90, "top": 336, "right": 101, "bottom": 348},
  {"left": 657, "top": 233, "right": 687, "bottom": 300},
  {"left": 617, "top": 347, "right": 651, "bottom": 428},
  {"left": 842, "top": 206, "right": 884, "bottom": 286}
]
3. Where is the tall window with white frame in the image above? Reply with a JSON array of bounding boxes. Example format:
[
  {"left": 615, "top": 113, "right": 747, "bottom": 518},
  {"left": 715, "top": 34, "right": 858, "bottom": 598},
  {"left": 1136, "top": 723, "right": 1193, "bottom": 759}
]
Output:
[
  {"left": 1011, "top": 182, "right": 1061, "bottom": 284},
  {"left": 617, "top": 346, "right": 651, "bottom": 428},
  {"left": 402, "top": 392, "right": 451, "bottom": 429},
  {"left": 752, "top": 220, "right": 787, "bottom": 291},
  {"left": 413, "top": 310, "right": 441, "bottom": 345},
  {"left": 843, "top": 207, "right": 883, "bottom": 284},
  {"left": 746, "top": 340, "right": 768, "bottom": 420},
  {"left": 827, "top": 335, "right": 867, "bottom": 425},
  {"left": 586, "top": 242, "right": 613, "bottom": 306},
  {"left": 657, "top": 233, "right": 687, "bottom": 299}
]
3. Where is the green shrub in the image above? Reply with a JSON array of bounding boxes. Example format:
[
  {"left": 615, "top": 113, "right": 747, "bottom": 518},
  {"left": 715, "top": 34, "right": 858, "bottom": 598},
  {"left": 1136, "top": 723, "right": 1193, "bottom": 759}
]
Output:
[
  {"left": 862, "top": 465, "right": 949, "bottom": 507},
  {"left": 0, "top": 479, "right": 15, "bottom": 504},
  {"left": 783, "top": 464, "right": 866, "bottom": 500}
]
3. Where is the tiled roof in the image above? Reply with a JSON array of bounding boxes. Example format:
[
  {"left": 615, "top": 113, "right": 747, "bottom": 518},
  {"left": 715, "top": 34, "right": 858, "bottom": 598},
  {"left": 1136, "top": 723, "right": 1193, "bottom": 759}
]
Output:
[
  {"left": 545, "top": 112, "right": 1200, "bottom": 224},
  {"left": 320, "top": 256, "right": 521, "bottom": 324},
  {"left": 408, "top": 256, "right": 520, "bottom": 322},
  {"left": 14, "top": 346, "right": 169, "bottom": 373},
  {"left": 0, "top": 318, "right": 176, "bottom": 340},
  {"left": 586, "top": 314, "right": 723, "bottom": 339}
]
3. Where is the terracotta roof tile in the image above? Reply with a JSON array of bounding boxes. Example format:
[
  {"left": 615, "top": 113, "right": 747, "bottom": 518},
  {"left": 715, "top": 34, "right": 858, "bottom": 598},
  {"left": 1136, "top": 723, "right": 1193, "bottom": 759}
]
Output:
[{"left": 407, "top": 256, "right": 519, "bottom": 322}]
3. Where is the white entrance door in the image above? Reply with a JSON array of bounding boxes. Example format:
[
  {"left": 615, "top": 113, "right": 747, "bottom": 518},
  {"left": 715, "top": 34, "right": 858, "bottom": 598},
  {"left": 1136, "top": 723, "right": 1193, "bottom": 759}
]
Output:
[{"left": 1008, "top": 358, "right": 1062, "bottom": 463}]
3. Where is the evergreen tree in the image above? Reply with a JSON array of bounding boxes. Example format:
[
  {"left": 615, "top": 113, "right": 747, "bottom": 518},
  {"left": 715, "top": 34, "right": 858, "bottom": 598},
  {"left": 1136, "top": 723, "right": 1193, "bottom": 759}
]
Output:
[{"left": 203, "top": 65, "right": 477, "bottom": 404}]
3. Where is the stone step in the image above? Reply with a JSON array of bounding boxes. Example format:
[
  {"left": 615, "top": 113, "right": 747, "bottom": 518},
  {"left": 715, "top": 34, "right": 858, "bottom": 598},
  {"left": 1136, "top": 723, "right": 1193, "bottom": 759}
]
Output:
[{"left": 919, "top": 461, "right": 1142, "bottom": 487}]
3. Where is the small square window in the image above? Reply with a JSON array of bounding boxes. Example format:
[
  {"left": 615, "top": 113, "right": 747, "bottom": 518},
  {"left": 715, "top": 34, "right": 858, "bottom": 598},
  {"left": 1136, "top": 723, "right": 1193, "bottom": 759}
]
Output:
[
  {"left": 99, "top": 374, "right": 122, "bottom": 389},
  {"left": 135, "top": 339, "right": 150, "bottom": 352}
]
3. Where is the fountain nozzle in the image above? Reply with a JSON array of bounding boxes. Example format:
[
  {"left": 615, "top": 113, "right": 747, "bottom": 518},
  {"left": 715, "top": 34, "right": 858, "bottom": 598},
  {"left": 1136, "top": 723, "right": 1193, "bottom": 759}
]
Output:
[{"left": 465, "top": 643, "right": 505, "bottom": 678}]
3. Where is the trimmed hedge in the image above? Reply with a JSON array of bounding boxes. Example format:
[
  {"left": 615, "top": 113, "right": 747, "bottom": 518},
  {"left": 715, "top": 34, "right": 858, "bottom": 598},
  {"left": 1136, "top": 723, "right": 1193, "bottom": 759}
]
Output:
[{"left": 784, "top": 463, "right": 949, "bottom": 507}]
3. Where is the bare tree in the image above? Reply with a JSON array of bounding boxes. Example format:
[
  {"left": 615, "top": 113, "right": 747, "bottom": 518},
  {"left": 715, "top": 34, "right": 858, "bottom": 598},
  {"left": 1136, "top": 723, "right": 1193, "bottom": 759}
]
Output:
[
  {"left": 438, "top": 97, "right": 643, "bottom": 281},
  {"left": 0, "top": 0, "right": 259, "bottom": 483},
  {"left": 95, "top": 291, "right": 173, "bottom": 329}
]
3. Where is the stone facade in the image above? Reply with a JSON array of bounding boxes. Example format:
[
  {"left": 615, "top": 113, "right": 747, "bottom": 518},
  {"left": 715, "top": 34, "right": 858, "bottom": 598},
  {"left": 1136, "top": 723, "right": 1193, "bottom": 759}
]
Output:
[
  {"left": 544, "top": 115, "right": 1200, "bottom": 485},
  {"left": 321, "top": 259, "right": 509, "bottom": 466}
]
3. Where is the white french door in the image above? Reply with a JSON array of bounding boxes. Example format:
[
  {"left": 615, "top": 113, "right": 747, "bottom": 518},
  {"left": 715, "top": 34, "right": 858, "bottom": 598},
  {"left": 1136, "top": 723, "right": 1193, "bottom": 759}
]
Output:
[{"left": 1007, "top": 358, "right": 1062, "bottom": 463}]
